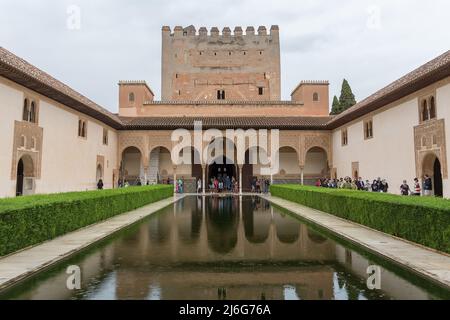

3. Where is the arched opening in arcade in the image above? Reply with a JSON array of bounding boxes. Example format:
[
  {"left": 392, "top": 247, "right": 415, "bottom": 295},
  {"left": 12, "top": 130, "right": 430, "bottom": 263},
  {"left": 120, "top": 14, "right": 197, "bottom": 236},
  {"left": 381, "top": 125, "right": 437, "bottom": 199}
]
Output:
[
  {"left": 149, "top": 146, "right": 174, "bottom": 184},
  {"left": 242, "top": 147, "right": 270, "bottom": 192},
  {"left": 273, "top": 147, "right": 301, "bottom": 184},
  {"left": 120, "top": 146, "right": 143, "bottom": 186},
  {"left": 174, "top": 146, "right": 202, "bottom": 192},
  {"left": 16, "top": 155, "right": 35, "bottom": 197},
  {"left": 422, "top": 153, "right": 443, "bottom": 197},
  {"left": 304, "top": 147, "right": 329, "bottom": 184},
  {"left": 206, "top": 138, "right": 237, "bottom": 192}
]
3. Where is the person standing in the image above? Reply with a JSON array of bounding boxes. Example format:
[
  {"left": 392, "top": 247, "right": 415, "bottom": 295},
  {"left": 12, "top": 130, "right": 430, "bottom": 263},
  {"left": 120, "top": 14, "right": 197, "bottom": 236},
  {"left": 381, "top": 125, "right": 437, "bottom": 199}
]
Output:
[
  {"left": 423, "top": 175, "right": 433, "bottom": 196},
  {"left": 413, "top": 178, "right": 421, "bottom": 196},
  {"left": 97, "top": 179, "right": 104, "bottom": 190},
  {"left": 381, "top": 180, "right": 389, "bottom": 193},
  {"left": 400, "top": 180, "right": 411, "bottom": 196}
]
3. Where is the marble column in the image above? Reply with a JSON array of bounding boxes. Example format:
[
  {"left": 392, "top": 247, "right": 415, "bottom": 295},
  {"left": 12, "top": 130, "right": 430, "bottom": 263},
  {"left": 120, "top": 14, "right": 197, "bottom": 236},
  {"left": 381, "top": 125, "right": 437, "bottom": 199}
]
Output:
[
  {"left": 173, "top": 166, "right": 177, "bottom": 193},
  {"left": 202, "top": 165, "right": 206, "bottom": 195},
  {"left": 300, "top": 166, "right": 304, "bottom": 185},
  {"left": 239, "top": 165, "right": 243, "bottom": 195}
]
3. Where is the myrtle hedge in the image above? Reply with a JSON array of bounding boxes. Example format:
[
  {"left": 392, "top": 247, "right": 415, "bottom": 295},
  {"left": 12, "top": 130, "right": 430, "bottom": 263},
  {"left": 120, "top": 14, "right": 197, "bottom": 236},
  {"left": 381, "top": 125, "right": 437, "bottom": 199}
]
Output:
[
  {"left": 270, "top": 185, "right": 450, "bottom": 253},
  {"left": 0, "top": 185, "right": 173, "bottom": 257}
]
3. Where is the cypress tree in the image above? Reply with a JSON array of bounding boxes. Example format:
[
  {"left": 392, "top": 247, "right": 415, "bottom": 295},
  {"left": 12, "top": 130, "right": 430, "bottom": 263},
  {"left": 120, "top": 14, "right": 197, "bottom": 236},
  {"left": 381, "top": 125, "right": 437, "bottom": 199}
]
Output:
[
  {"left": 338, "top": 79, "right": 356, "bottom": 112},
  {"left": 330, "top": 95, "right": 341, "bottom": 115}
]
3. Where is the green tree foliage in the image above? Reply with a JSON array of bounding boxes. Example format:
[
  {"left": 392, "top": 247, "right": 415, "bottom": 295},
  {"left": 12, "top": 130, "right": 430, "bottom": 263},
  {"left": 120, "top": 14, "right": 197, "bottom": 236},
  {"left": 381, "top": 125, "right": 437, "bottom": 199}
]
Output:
[
  {"left": 339, "top": 79, "right": 356, "bottom": 111},
  {"left": 330, "top": 95, "right": 341, "bottom": 115},
  {"left": 330, "top": 79, "right": 357, "bottom": 115}
]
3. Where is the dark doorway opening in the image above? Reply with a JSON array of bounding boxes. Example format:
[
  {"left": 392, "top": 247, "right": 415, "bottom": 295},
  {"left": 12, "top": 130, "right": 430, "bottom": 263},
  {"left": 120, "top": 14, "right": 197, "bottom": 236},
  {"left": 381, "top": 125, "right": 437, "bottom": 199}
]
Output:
[
  {"left": 434, "top": 158, "right": 443, "bottom": 197},
  {"left": 208, "top": 157, "right": 236, "bottom": 185},
  {"left": 16, "top": 159, "right": 24, "bottom": 197}
]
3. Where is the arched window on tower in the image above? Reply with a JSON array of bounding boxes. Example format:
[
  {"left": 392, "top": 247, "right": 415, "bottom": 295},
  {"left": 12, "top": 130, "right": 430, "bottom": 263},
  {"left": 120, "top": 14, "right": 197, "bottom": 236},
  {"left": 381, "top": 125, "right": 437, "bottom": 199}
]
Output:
[
  {"left": 313, "top": 92, "right": 319, "bottom": 102},
  {"left": 129, "top": 92, "right": 135, "bottom": 102},
  {"left": 429, "top": 96, "right": 436, "bottom": 119},
  {"left": 217, "top": 90, "right": 225, "bottom": 100}
]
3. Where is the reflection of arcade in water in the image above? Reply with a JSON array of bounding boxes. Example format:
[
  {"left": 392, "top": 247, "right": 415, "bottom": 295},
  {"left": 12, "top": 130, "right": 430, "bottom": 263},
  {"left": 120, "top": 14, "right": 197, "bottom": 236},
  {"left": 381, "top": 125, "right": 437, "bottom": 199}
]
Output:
[{"left": 2, "top": 196, "right": 443, "bottom": 300}]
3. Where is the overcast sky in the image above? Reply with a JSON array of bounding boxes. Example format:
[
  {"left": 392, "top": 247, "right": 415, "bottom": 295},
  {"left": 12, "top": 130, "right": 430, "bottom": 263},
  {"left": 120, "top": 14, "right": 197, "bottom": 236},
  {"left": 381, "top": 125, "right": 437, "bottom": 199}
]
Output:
[{"left": 1, "top": 0, "right": 449, "bottom": 113}]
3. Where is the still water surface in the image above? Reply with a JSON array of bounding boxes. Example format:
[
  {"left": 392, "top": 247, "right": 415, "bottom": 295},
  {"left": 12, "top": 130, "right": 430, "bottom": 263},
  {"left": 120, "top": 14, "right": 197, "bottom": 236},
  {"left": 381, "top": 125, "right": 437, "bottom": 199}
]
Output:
[{"left": 0, "top": 196, "right": 446, "bottom": 300}]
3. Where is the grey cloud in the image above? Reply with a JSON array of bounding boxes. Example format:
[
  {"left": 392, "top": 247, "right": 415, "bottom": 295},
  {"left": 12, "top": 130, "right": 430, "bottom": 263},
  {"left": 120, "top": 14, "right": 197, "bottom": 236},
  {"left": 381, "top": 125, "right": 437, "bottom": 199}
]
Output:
[{"left": 1, "top": 0, "right": 449, "bottom": 111}]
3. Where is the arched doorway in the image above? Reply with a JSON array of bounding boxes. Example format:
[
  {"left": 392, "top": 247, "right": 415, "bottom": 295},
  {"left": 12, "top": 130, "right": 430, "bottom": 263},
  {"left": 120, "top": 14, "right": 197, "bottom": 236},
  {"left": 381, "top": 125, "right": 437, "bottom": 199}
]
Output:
[
  {"left": 434, "top": 158, "right": 443, "bottom": 197},
  {"left": 422, "top": 153, "right": 443, "bottom": 197},
  {"left": 16, "top": 155, "right": 34, "bottom": 197},
  {"left": 206, "top": 138, "right": 237, "bottom": 190},
  {"left": 96, "top": 164, "right": 103, "bottom": 182},
  {"left": 208, "top": 156, "right": 236, "bottom": 186}
]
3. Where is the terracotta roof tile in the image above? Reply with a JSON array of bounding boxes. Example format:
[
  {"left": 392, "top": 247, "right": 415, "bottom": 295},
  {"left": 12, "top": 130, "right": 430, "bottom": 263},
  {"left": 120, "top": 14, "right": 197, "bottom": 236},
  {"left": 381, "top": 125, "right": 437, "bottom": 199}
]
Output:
[{"left": 120, "top": 116, "right": 332, "bottom": 130}]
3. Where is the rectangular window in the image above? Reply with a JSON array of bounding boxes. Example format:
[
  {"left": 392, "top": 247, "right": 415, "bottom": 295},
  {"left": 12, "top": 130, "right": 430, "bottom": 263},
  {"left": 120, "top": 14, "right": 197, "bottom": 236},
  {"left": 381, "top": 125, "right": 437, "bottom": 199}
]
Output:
[
  {"left": 258, "top": 87, "right": 264, "bottom": 96},
  {"left": 341, "top": 129, "right": 348, "bottom": 146},
  {"left": 364, "top": 120, "right": 373, "bottom": 140},
  {"left": 103, "top": 128, "right": 108, "bottom": 145}
]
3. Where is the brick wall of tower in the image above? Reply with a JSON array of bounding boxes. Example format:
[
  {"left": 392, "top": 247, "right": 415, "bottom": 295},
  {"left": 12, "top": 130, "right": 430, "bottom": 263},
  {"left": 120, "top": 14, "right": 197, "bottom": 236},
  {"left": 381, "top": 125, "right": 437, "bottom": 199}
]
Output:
[{"left": 161, "top": 25, "right": 281, "bottom": 101}]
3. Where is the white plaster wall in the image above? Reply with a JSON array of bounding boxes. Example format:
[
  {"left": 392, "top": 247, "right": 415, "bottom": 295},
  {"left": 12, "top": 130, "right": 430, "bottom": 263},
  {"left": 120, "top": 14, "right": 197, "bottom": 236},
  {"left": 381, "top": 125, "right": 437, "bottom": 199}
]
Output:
[
  {"left": 0, "top": 78, "right": 118, "bottom": 197},
  {"left": 332, "top": 99, "right": 419, "bottom": 195},
  {"left": 37, "top": 100, "right": 118, "bottom": 193},
  {"left": 436, "top": 83, "right": 450, "bottom": 197},
  {"left": 0, "top": 82, "right": 23, "bottom": 197}
]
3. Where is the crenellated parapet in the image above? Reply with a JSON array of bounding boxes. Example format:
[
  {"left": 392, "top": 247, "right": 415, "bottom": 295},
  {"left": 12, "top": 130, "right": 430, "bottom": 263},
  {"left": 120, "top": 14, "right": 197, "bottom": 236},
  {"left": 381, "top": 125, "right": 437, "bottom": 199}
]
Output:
[
  {"left": 162, "top": 25, "right": 279, "bottom": 38},
  {"left": 161, "top": 24, "right": 281, "bottom": 101}
]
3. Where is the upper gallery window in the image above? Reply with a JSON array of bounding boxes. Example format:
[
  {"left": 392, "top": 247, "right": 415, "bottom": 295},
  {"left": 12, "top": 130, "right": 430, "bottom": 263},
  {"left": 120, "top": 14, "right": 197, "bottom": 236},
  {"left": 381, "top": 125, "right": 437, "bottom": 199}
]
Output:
[
  {"left": 341, "top": 129, "right": 348, "bottom": 146},
  {"left": 22, "top": 98, "right": 37, "bottom": 123},
  {"left": 364, "top": 120, "right": 374, "bottom": 140},
  {"left": 103, "top": 128, "right": 108, "bottom": 146},
  {"left": 420, "top": 95, "right": 437, "bottom": 123},
  {"left": 78, "top": 119, "right": 87, "bottom": 138}
]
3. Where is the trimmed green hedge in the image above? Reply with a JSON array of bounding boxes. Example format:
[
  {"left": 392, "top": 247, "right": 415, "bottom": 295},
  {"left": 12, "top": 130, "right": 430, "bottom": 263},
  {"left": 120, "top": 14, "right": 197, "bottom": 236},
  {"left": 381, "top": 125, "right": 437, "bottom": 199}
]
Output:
[
  {"left": 0, "top": 185, "right": 173, "bottom": 257},
  {"left": 270, "top": 185, "right": 450, "bottom": 253}
]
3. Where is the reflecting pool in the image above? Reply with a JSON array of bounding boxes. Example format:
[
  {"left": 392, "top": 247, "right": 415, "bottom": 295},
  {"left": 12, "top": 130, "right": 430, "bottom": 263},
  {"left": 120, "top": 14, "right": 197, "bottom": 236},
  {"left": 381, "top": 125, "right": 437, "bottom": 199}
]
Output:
[{"left": 0, "top": 196, "right": 447, "bottom": 300}]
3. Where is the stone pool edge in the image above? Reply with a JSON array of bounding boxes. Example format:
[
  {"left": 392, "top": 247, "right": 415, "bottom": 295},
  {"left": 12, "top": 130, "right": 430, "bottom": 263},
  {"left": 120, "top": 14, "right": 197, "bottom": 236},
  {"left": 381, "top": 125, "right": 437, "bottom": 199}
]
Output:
[
  {"left": 261, "top": 194, "right": 450, "bottom": 291},
  {"left": 0, "top": 195, "right": 185, "bottom": 292}
]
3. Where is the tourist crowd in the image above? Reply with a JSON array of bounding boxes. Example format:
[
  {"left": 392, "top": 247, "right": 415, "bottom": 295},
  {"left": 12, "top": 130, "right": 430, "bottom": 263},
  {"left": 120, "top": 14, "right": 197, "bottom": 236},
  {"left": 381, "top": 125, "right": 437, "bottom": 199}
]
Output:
[{"left": 315, "top": 174, "right": 435, "bottom": 196}]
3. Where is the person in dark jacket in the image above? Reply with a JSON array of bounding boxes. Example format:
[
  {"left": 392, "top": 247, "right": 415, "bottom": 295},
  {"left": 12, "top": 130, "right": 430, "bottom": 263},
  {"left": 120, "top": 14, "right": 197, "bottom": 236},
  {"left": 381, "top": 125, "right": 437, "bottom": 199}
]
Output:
[
  {"left": 97, "top": 179, "right": 104, "bottom": 190},
  {"left": 381, "top": 179, "right": 389, "bottom": 193},
  {"left": 423, "top": 175, "right": 433, "bottom": 196},
  {"left": 400, "top": 180, "right": 411, "bottom": 196}
]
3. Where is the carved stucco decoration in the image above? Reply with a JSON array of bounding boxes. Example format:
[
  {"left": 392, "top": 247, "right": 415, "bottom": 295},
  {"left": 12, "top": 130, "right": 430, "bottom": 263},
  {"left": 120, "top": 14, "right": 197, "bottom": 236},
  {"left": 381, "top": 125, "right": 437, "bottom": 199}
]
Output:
[
  {"left": 414, "top": 119, "right": 448, "bottom": 179},
  {"left": 11, "top": 121, "right": 43, "bottom": 180}
]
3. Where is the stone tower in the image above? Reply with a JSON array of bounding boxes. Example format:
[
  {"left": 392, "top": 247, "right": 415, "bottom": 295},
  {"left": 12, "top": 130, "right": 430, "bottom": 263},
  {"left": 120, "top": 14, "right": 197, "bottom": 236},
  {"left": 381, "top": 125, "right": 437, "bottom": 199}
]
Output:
[{"left": 161, "top": 25, "right": 281, "bottom": 101}]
